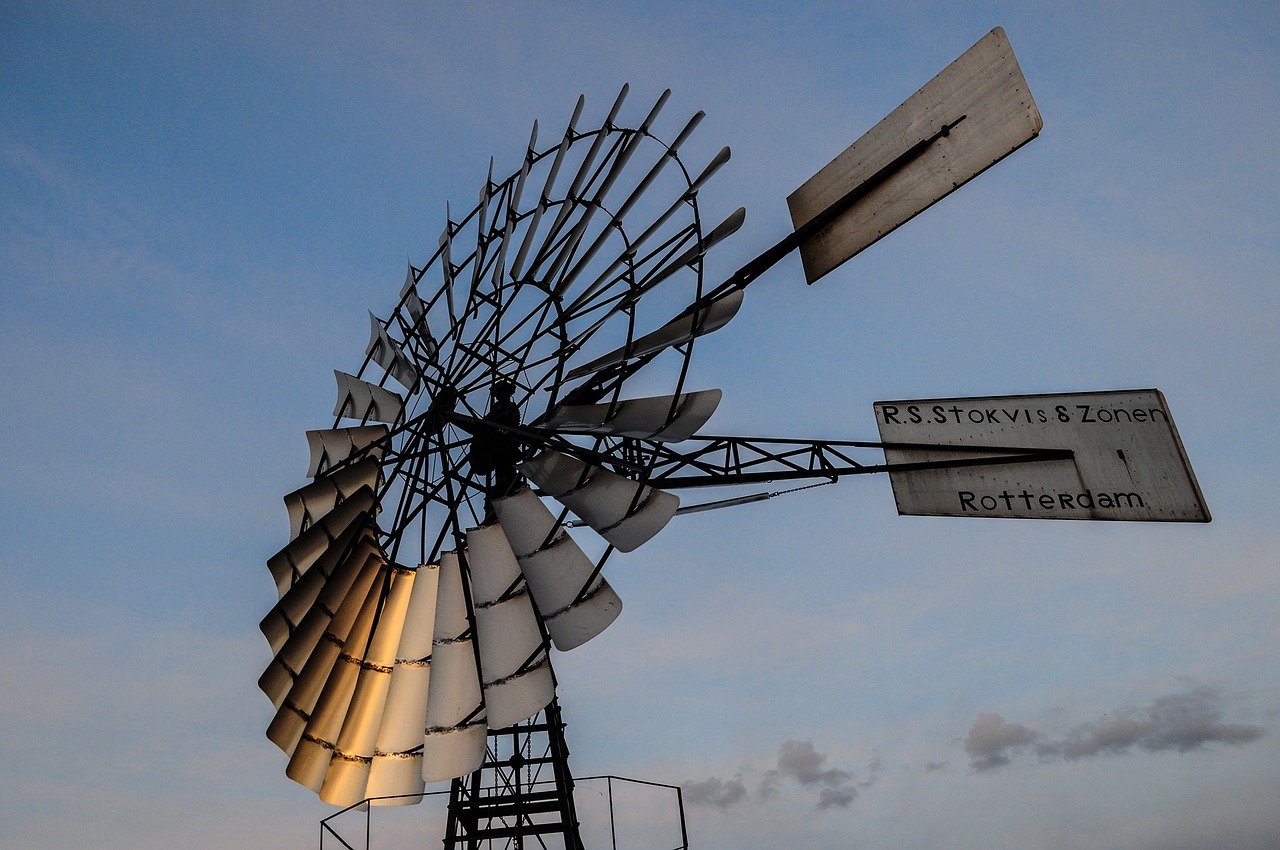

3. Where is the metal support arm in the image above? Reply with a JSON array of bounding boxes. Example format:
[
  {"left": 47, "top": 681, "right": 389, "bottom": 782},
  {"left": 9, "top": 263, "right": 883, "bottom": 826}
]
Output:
[{"left": 622, "top": 435, "right": 1074, "bottom": 489}]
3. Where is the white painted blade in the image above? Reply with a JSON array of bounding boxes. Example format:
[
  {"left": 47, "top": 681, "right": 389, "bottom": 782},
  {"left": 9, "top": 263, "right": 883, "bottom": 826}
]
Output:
[
  {"left": 367, "top": 312, "right": 421, "bottom": 392},
  {"left": 466, "top": 522, "right": 523, "bottom": 606},
  {"left": 478, "top": 645, "right": 552, "bottom": 732},
  {"left": 267, "top": 487, "right": 377, "bottom": 597},
  {"left": 306, "top": 425, "right": 389, "bottom": 478},
  {"left": 523, "top": 538, "right": 622, "bottom": 651},
  {"left": 334, "top": 371, "right": 405, "bottom": 424},
  {"left": 491, "top": 485, "right": 560, "bottom": 558},
  {"left": 541, "top": 389, "right": 721, "bottom": 442},
  {"left": 284, "top": 458, "right": 381, "bottom": 542},
  {"left": 421, "top": 551, "right": 486, "bottom": 783},
  {"left": 466, "top": 524, "right": 554, "bottom": 729},
  {"left": 492, "top": 486, "right": 622, "bottom": 651},
  {"left": 420, "top": 716, "right": 486, "bottom": 784},
  {"left": 519, "top": 450, "right": 679, "bottom": 552},
  {"left": 787, "top": 26, "right": 1042, "bottom": 283},
  {"left": 366, "top": 562, "right": 440, "bottom": 805},
  {"left": 565, "top": 289, "right": 743, "bottom": 380}
]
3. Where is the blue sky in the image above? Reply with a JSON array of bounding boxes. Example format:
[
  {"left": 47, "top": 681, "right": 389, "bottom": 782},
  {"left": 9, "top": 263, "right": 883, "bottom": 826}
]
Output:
[{"left": 2, "top": 2, "right": 1278, "bottom": 848}]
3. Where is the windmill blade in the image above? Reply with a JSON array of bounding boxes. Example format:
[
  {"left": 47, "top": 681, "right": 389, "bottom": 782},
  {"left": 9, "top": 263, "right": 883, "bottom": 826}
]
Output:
[
  {"left": 487, "top": 121, "right": 539, "bottom": 289},
  {"left": 400, "top": 262, "right": 426, "bottom": 322},
  {"left": 367, "top": 312, "right": 421, "bottom": 393},
  {"left": 420, "top": 550, "right": 487, "bottom": 783},
  {"left": 306, "top": 425, "right": 389, "bottom": 478},
  {"left": 565, "top": 289, "right": 743, "bottom": 381},
  {"left": 511, "top": 97, "right": 584, "bottom": 281},
  {"left": 265, "top": 550, "right": 385, "bottom": 754},
  {"left": 493, "top": 486, "right": 622, "bottom": 651},
  {"left": 365, "top": 562, "right": 440, "bottom": 805},
  {"left": 520, "top": 449, "right": 679, "bottom": 552},
  {"left": 787, "top": 26, "right": 1042, "bottom": 283},
  {"left": 317, "top": 566, "right": 420, "bottom": 805},
  {"left": 467, "top": 524, "right": 555, "bottom": 729},
  {"left": 260, "top": 522, "right": 375, "bottom": 654},
  {"left": 266, "top": 486, "right": 378, "bottom": 596},
  {"left": 283, "top": 458, "right": 381, "bottom": 542},
  {"left": 259, "top": 532, "right": 384, "bottom": 703},
  {"left": 541, "top": 389, "right": 722, "bottom": 442},
  {"left": 526, "top": 87, "right": 630, "bottom": 282},
  {"left": 284, "top": 560, "right": 391, "bottom": 792},
  {"left": 552, "top": 107, "right": 708, "bottom": 308},
  {"left": 557, "top": 205, "right": 745, "bottom": 351},
  {"left": 548, "top": 89, "right": 673, "bottom": 296},
  {"left": 565, "top": 202, "right": 747, "bottom": 327},
  {"left": 399, "top": 263, "right": 438, "bottom": 358},
  {"left": 334, "top": 371, "right": 405, "bottom": 424},
  {"left": 567, "top": 144, "right": 730, "bottom": 310}
]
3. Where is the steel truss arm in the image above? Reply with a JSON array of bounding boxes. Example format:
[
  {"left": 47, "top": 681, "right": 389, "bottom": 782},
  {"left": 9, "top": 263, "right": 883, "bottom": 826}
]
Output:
[
  {"left": 433, "top": 415, "right": 1074, "bottom": 489},
  {"left": 613, "top": 436, "right": 1074, "bottom": 489}
]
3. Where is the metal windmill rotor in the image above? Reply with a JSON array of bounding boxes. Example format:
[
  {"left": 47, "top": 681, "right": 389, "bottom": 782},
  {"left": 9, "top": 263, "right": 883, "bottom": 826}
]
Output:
[{"left": 260, "top": 27, "right": 1067, "bottom": 849}]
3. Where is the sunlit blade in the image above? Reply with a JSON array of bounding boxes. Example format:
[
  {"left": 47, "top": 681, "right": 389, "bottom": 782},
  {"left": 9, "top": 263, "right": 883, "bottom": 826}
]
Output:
[
  {"left": 366, "top": 562, "right": 440, "bottom": 805},
  {"left": 420, "top": 551, "right": 487, "bottom": 783},
  {"left": 260, "top": 522, "right": 370, "bottom": 653},
  {"left": 306, "top": 425, "right": 389, "bottom": 478},
  {"left": 267, "top": 486, "right": 377, "bottom": 596},
  {"left": 493, "top": 486, "right": 622, "bottom": 651},
  {"left": 541, "top": 389, "right": 721, "bottom": 442},
  {"left": 259, "top": 533, "right": 382, "bottom": 704},
  {"left": 318, "top": 566, "right": 419, "bottom": 806},
  {"left": 265, "top": 551, "right": 384, "bottom": 754},
  {"left": 367, "top": 312, "right": 421, "bottom": 392},
  {"left": 519, "top": 449, "right": 679, "bottom": 552},
  {"left": 564, "top": 289, "right": 743, "bottom": 381},
  {"left": 334, "top": 371, "right": 405, "bottom": 424},
  {"left": 467, "top": 524, "right": 555, "bottom": 729},
  {"left": 285, "top": 561, "right": 388, "bottom": 792}
]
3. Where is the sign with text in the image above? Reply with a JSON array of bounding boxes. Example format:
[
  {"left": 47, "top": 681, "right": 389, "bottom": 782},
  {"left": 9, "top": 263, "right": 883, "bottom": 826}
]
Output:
[{"left": 873, "top": 390, "right": 1210, "bottom": 522}]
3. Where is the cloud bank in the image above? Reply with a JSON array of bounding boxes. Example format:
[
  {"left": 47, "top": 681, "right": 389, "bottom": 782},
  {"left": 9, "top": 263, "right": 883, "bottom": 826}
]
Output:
[
  {"left": 964, "top": 686, "right": 1265, "bottom": 773},
  {"left": 685, "top": 740, "right": 869, "bottom": 812}
]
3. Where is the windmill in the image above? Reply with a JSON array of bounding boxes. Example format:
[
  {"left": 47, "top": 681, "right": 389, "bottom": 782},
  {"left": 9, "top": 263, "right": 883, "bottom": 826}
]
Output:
[{"left": 259, "top": 27, "right": 1206, "bottom": 849}]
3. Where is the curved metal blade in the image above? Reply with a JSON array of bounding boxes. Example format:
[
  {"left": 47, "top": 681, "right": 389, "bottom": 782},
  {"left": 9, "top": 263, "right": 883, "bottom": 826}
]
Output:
[{"left": 564, "top": 289, "right": 743, "bottom": 381}]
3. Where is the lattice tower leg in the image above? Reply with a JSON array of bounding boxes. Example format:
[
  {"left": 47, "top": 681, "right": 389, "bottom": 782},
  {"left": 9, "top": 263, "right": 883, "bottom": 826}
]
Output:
[{"left": 443, "top": 698, "right": 584, "bottom": 850}]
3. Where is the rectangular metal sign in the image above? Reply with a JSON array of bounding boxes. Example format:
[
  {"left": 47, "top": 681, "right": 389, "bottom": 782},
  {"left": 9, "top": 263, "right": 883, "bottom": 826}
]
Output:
[
  {"left": 787, "top": 27, "right": 1042, "bottom": 283},
  {"left": 874, "top": 389, "right": 1210, "bottom": 522}
]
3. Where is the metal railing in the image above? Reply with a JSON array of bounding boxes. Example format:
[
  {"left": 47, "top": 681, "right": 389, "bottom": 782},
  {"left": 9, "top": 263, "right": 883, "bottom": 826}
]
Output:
[{"left": 318, "top": 774, "right": 688, "bottom": 850}]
